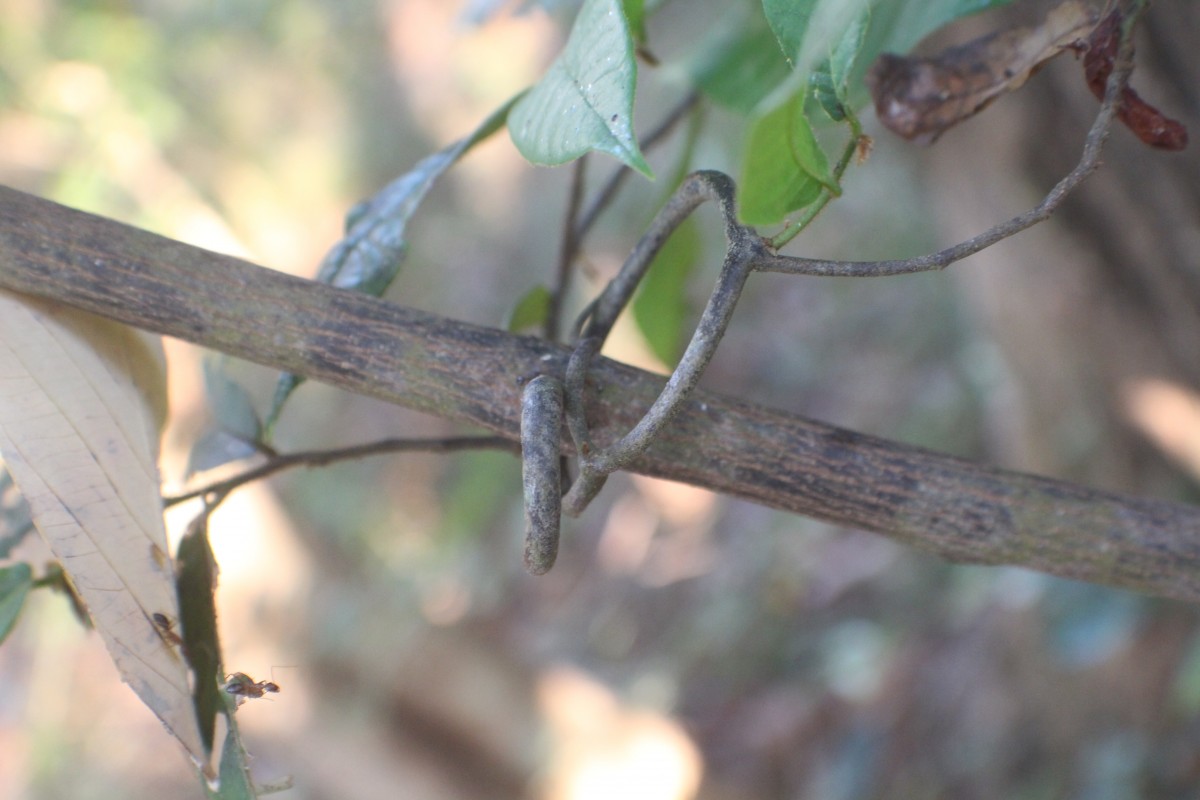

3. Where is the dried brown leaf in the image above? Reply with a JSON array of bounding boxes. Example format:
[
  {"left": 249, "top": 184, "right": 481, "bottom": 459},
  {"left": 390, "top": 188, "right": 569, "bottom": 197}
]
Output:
[{"left": 867, "top": 0, "right": 1099, "bottom": 144}]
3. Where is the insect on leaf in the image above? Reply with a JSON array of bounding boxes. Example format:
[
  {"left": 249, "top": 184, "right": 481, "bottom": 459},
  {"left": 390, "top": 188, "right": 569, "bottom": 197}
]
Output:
[
  {"left": 0, "top": 291, "right": 210, "bottom": 776},
  {"left": 508, "top": 0, "right": 652, "bottom": 177}
]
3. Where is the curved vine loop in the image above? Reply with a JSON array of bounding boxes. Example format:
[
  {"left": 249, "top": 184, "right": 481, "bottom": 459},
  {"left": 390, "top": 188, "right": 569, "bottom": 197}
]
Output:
[
  {"left": 562, "top": 170, "right": 769, "bottom": 515},
  {"left": 525, "top": 0, "right": 1143, "bottom": 564}
]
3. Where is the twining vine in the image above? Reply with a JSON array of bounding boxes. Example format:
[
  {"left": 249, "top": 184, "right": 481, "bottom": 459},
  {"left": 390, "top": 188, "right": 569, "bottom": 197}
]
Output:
[
  {"left": 171, "top": 1, "right": 1162, "bottom": 582},
  {"left": 516, "top": 2, "right": 1149, "bottom": 573}
]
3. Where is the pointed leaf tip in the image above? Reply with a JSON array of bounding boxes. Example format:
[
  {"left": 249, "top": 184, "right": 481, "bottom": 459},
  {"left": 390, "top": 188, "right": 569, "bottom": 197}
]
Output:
[{"left": 509, "top": 0, "right": 652, "bottom": 177}]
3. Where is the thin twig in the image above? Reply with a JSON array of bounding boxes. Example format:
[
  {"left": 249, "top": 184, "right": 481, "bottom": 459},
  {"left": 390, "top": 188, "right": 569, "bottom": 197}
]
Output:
[
  {"left": 163, "top": 435, "right": 518, "bottom": 508},
  {"left": 544, "top": 157, "right": 588, "bottom": 343}
]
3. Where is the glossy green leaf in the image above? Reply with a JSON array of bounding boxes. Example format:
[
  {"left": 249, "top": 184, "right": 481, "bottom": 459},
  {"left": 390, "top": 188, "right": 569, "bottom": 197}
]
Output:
[
  {"left": 737, "top": 91, "right": 836, "bottom": 226},
  {"left": 509, "top": 0, "right": 651, "bottom": 177},
  {"left": 505, "top": 285, "right": 553, "bottom": 333},
  {"left": 632, "top": 217, "right": 701, "bottom": 365},
  {"left": 688, "top": 7, "right": 791, "bottom": 115},
  {"left": 0, "top": 562, "right": 32, "bottom": 644}
]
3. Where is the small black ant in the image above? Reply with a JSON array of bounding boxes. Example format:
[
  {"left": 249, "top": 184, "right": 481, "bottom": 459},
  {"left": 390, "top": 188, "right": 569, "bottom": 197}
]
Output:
[
  {"left": 224, "top": 671, "right": 281, "bottom": 703},
  {"left": 152, "top": 612, "right": 183, "bottom": 647}
]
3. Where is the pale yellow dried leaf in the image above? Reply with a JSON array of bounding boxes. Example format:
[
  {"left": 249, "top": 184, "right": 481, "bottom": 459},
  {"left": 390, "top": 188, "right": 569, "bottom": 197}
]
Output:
[{"left": 0, "top": 290, "right": 206, "bottom": 769}]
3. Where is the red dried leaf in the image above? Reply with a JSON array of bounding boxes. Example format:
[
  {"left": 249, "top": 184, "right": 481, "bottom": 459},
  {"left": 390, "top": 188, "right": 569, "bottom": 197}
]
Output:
[{"left": 1083, "top": 10, "right": 1188, "bottom": 151}]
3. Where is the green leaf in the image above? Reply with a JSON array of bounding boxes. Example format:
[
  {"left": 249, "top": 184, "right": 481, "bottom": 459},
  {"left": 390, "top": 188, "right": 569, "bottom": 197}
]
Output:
[
  {"left": 761, "top": 0, "right": 871, "bottom": 85},
  {"left": 0, "top": 519, "right": 32, "bottom": 560},
  {"left": 263, "top": 97, "right": 517, "bottom": 433},
  {"left": 0, "top": 562, "right": 32, "bottom": 644},
  {"left": 0, "top": 467, "right": 34, "bottom": 559},
  {"left": 505, "top": 285, "right": 553, "bottom": 333},
  {"left": 632, "top": 217, "right": 701, "bottom": 365},
  {"left": 318, "top": 96, "right": 516, "bottom": 296},
  {"left": 508, "top": 0, "right": 652, "bottom": 177},
  {"left": 176, "top": 515, "right": 223, "bottom": 759},
  {"left": 811, "top": 7, "right": 869, "bottom": 121},
  {"left": 687, "top": 7, "right": 791, "bottom": 115},
  {"left": 622, "top": 0, "right": 646, "bottom": 43},
  {"left": 761, "top": 0, "right": 815, "bottom": 64},
  {"left": 759, "top": 0, "right": 1016, "bottom": 115},
  {"left": 203, "top": 356, "right": 261, "bottom": 443},
  {"left": 737, "top": 91, "right": 836, "bottom": 226},
  {"left": 185, "top": 430, "right": 258, "bottom": 478},
  {"left": 206, "top": 699, "right": 258, "bottom": 800},
  {"left": 263, "top": 373, "right": 302, "bottom": 439},
  {"left": 872, "top": 0, "right": 1017, "bottom": 55}
]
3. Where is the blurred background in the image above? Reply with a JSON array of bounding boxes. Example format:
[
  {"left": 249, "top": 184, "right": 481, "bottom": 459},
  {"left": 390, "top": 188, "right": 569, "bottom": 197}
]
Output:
[{"left": 2, "top": 0, "right": 1200, "bottom": 797}]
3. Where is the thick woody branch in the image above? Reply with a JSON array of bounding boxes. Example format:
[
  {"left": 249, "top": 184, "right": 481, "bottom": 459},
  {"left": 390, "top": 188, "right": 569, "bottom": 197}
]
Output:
[{"left": 1, "top": 186, "right": 1199, "bottom": 601}]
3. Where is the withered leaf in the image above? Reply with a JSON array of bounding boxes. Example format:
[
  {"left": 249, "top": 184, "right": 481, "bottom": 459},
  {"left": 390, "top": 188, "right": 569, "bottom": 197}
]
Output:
[
  {"left": 1083, "top": 8, "right": 1187, "bottom": 151},
  {"left": 867, "top": 0, "right": 1099, "bottom": 144}
]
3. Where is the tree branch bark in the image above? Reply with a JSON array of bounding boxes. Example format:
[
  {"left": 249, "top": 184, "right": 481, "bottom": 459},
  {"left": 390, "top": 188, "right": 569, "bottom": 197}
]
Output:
[{"left": 2, "top": 185, "right": 1199, "bottom": 602}]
